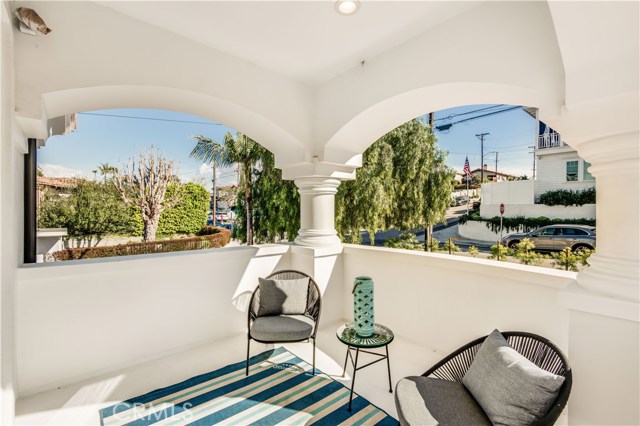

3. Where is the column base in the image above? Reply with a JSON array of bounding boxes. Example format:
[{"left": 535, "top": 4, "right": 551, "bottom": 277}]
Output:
[
  {"left": 294, "top": 229, "right": 342, "bottom": 247},
  {"left": 576, "top": 254, "right": 640, "bottom": 303}
]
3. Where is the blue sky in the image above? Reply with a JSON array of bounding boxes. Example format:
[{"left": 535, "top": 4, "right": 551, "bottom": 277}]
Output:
[{"left": 39, "top": 104, "right": 537, "bottom": 186}]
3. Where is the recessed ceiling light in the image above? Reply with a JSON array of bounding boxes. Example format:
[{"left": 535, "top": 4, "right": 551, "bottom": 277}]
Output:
[{"left": 336, "top": 0, "right": 360, "bottom": 16}]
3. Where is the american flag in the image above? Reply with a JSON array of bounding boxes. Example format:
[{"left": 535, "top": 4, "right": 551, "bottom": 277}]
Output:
[{"left": 463, "top": 156, "right": 471, "bottom": 177}]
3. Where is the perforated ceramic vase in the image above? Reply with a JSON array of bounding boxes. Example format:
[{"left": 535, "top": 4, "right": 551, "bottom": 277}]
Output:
[{"left": 352, "top": 276, "right": 375, "bottom": 337}]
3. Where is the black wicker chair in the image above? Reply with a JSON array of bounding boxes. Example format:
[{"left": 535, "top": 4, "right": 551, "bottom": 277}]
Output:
[
  {"left": 397, "top": 331, "right": 572, "bottom": 426},
  {"left": 246, "top": 270, "right": 322, "bottom": 376}
]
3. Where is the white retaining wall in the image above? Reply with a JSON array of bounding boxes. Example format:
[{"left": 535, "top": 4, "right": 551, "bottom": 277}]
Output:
[
  {"left": 458, "top": 220, "right": 526, "bottom": 242},
  {"left": 480, "top": 204, "right": 596, "bottom": 220}
]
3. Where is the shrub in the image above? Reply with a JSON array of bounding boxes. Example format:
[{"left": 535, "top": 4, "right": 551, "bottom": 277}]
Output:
[
  {"left": 551, "top": 248, "right": 579, "bottom": 271},
  {"left": 52, "top": 229, "right": 231, "bottom": 261},
  {"left": 537, "top": 187, "right": 595, "bottom": 206},
  {"left": 577, "top": 248, "right": 595, "bottom": 266},
  {"left": 489, "top": 242, "right": 510, "bottom": 261},
  {"left": 513, "top": 238, "right": 546, "bottom": 266},
  {"left": 197, "top": 225, "right": 222, "bottom": 236},
  {"left": 442, "top": 239, "right": 461, "bottom": 254},
  {"left": 467, "top": 246, "right": 479, "bottom": 257},
  {"left": 384, "top": 232, "right": 422, "bottom": 251}
]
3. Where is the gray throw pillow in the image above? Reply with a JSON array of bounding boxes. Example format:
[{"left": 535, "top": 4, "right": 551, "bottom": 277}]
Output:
[
  {"left": 257, "top": 277, "right": 309, "bottom": 316},
  {"left": 462, "top": 329, "right": 566, "bottom": 426}
]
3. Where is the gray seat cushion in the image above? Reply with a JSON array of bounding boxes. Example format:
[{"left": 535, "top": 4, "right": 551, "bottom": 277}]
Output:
[
  {"left": 250, "top": 315, "right": 315, "bottom": 342},
  {"left": 395, "top": 376, "right": 491, "bottom": 426},
  {"left": 462, "top": 330, "right": 565, "bottom": 426}
]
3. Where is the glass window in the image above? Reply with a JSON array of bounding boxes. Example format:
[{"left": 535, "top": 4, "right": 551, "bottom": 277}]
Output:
[
  {"left": 566, "top": 160, "right": 578, "bottom": 181},
  {"left": 538, "top": 228, "right": 557, "bottom": 236},
  {"left": 562, "top": 228, "right": 588, "bottom": 236},
  {"left": 583, "top": 161, "right": 595, "bottom": 181}
]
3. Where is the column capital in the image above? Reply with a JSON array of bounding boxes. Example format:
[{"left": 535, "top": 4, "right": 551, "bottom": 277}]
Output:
[{"left": 280, "top": 159, "right": 359, "bottom": 181}]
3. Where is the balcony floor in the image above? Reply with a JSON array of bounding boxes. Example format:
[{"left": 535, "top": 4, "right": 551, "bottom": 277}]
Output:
[{"left": 15, "top": 319, "right": 440, "bottom": 425}]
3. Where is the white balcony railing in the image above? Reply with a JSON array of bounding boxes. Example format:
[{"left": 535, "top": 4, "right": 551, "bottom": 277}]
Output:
[{"left": 537, "top": 132, "right": 564, "bottom": 149}]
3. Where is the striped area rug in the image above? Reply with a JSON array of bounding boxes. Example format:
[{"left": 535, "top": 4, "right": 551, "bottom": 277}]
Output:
[{"left": 99, "top": 347, "right": 397, "bottom": 426}]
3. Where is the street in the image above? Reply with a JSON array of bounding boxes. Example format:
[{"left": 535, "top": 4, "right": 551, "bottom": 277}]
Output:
[{"left": 359, "top": 204, "right": 493, "bottom": 252}]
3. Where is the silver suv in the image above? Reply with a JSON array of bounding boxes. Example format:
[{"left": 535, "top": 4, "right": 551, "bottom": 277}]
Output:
[{"left": 501, "top": 225, "right": 596, "bottom": 252}]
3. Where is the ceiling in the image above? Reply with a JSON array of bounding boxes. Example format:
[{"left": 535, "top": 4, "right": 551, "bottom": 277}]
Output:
[{"left": 98, "top": 1, "right": 480, "bottom": 85}]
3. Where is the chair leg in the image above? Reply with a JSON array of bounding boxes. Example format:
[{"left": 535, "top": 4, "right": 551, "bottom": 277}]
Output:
[
  {"left": 245, "top": 337, "right": 251, "bottom": 376},
  {"left": 312, "top": 337, "right": 316, "bottom": 375}
]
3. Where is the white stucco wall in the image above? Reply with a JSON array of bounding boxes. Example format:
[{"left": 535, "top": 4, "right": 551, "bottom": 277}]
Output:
[
  {"left": 341, "top": 245, "right": 573, "bottom": 357},
  {"left": 458, "top": 221, "right": 527, "bottom": 242},
  {"left": 15, "top": 246, "right": 293, "bottom": 396},
  {"left": 0, "top": 3, "right": 23, "bottom": 423},
  {"left": 481, "top": 180, "right": 535, "bottom": 205}
]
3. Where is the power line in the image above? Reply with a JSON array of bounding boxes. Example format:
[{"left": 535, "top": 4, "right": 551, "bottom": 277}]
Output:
[
  {"left": 78, "top": 112, "right": 222, "bottom": 126},
  {"left": 435, "top": 106, "right": 522, "bottom": 132},
  {"left": 433, "top": 104, "right": 506, "bottom": 122}
]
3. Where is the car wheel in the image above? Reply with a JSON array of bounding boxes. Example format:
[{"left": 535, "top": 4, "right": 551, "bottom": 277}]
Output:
[
  {"left": 573, "top": 245, "right": 593, "bottom": 253},
  {"left": 508, "top": 241, "right": 519, "bottom": 249}
]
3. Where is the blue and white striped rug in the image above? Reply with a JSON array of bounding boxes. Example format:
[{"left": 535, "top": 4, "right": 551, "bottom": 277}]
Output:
[{"left": 99, "top": 347, "right": 397, "bottom": 426}]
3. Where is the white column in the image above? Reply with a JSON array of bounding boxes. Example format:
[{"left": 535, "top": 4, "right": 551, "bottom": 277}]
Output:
[
  {"left": 294, "top": 177, "right": 342, "bottom": 247},
  {"left": 558, "top": 130, "right": 639, "bottom": 426},
  {"left": 575, "top": 131, "right": 639, "bottom": 302}
]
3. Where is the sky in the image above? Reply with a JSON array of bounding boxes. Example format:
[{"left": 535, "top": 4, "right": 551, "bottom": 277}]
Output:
[{"left": 39, "top": 104, "right": 538, "bottom": 187}]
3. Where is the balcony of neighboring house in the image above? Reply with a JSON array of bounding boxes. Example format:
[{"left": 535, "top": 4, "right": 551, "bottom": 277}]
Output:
[{"left": 538, "top": 132, "right": 564, "bottom": 149}]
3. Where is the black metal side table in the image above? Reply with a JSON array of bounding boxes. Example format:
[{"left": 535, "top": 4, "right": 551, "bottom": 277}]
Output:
[{"left": 336, "top": 322, "right": 394, "bottom": 411}]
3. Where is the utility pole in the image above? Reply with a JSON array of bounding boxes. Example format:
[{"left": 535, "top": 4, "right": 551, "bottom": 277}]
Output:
[
  {"left": 495, "top": 151, "right": 498, "bottom": 173},
  {"left": 476, "top": 133, "right": 489, "bottom": 184},
  {"left": 528, "top": 146, "right": 536, "bottom": 179},
  {"left": 211, "top": 157, "right": 217, "bottom": 226}
]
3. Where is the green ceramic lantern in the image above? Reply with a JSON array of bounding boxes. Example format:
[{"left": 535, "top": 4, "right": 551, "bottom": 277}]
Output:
[{"left": 352, "top": 276, "right": 375, "bottom": 337}]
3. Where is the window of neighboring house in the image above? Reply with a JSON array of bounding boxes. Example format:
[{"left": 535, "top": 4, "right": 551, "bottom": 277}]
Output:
[
  {"left": 566, "top": 160, "right": 579, "bottom": 181},
  {"left": 583, "top": 160, "right": 595, "bottom": 181}
]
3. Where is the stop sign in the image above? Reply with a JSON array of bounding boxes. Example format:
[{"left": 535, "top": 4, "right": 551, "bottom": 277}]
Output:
[{"left": 500, "top": 203, "right": 505, "bottom": 215}]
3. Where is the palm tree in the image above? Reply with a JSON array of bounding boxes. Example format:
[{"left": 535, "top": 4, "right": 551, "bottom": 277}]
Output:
[
  {"left": 224, "top": 133, "right": 268, "bottom": 245},
  {"left": 189, "top": 135, "right": 228, "bottom": 230},
  {"left": 97, "top": 162, "right": 118, "bottom": 183}
]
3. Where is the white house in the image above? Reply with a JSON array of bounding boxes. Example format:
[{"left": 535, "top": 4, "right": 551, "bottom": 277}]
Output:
[
  {"left": 1, "top": 2, "right": 638, "bottom": 426},
  {"left": 478, "top": 109, "right": 596, "bottom": 219}
]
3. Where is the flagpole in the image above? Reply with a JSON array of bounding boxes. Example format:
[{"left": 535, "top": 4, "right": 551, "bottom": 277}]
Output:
[{"left": 466, "top": 175, "right": 469, "bottom": 214}]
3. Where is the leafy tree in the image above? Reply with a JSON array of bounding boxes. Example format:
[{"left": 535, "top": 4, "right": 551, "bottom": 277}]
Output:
[
  {"left": 189, "top": 135, "right": 228, "bottom": 223},
  {"left": 157, "top": 182, "right": 209, "bottom": 237},
  {"left": 423, "top": 149, "right": 455, "bottom": 250},
  {"left": 335, "top": 118, "right": 453, "bottom": 248},
  {"left": 38, "top": 187, "right": 73, "bottom": 229},
  {"left": 336, "top": 139, "right": 394, "bottom": 244},
  {"left": 38, "top": 180, "right": 140, "bottom": 237},
  {"left": 237, "top": 151, "right": 300, "bottom": 244},
  {"left": 113, "top": 147, "right": 182, "bottom": 241}
]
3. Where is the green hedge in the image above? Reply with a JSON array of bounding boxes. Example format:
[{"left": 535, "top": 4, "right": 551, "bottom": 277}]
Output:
[
  {"left": 537, "top": 187, "right": 595, "bottom": 206},
  {"left": 458, "top": 213, "right": 596, "bottom": 233},
  {"left": 157, "top": 182, "right": 209, "bottom": 237},
  {"left": 52, "top": 229, "right": 230, "bottom": 261}
]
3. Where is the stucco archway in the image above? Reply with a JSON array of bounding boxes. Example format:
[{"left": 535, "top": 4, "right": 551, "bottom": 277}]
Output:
[
  {"left": 322, "top": 82, "right": 540, "bottom": 165},
  {"left": 40, "top": 85, "right": 306, "bottom": 167}
]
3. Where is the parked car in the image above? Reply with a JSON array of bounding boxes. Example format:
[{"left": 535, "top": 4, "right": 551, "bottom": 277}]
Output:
[{"left": 501, "top": 225, "right": 596, "bottom": 252}]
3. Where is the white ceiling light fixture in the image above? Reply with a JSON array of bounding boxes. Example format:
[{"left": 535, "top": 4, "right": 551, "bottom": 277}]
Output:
[{"left": 335, "top": 0, "right": 360, "bottom": 16}]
